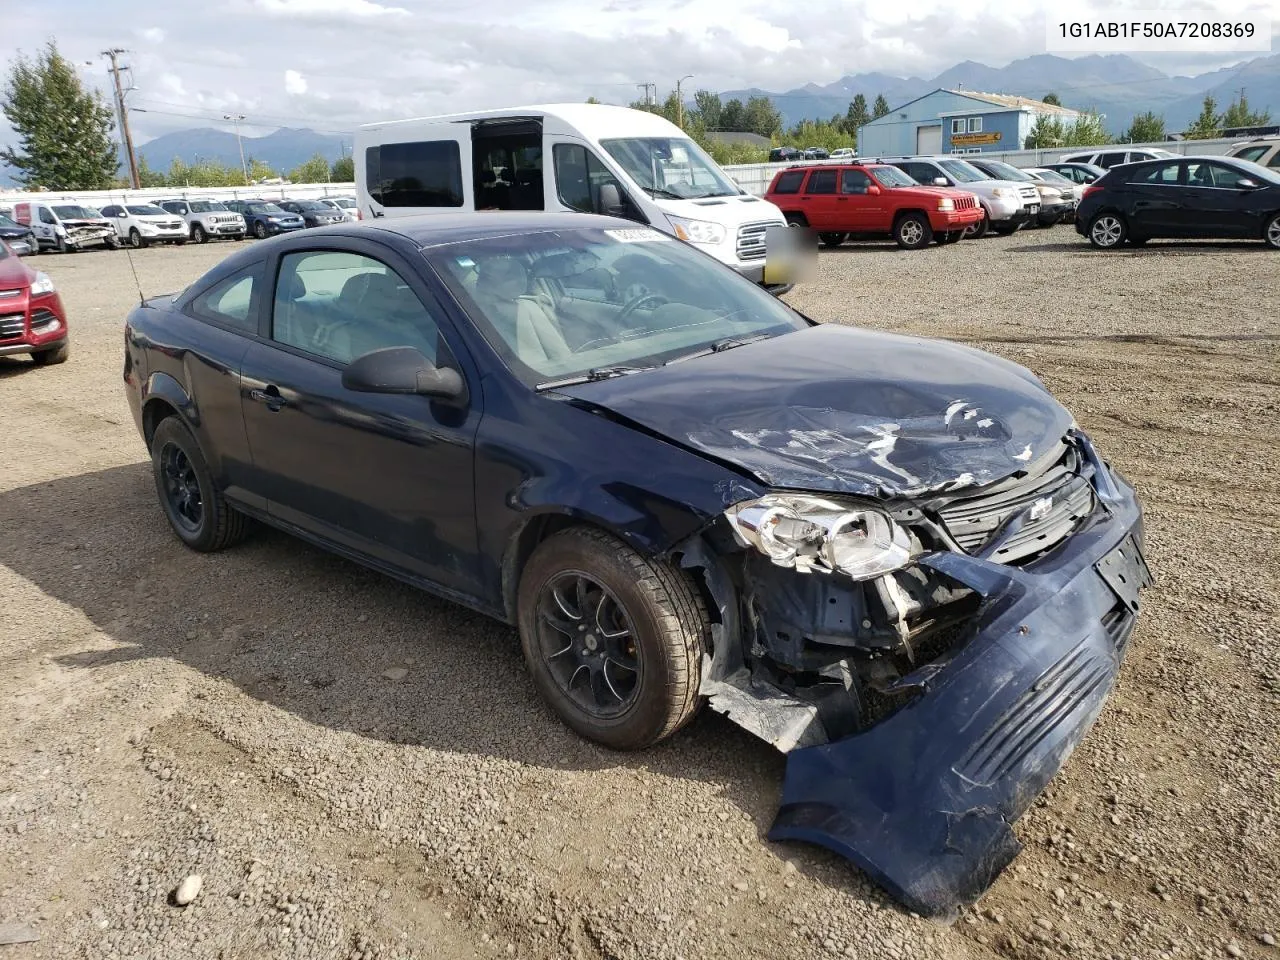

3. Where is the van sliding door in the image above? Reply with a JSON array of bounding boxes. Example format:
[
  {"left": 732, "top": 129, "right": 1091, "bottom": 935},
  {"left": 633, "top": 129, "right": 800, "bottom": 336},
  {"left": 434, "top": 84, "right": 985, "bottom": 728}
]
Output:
[
  {"left": 471, "top": 118, "right": 544, "bottom": 211},
  {"left": 361, "top": 125, "right": 471, "bottom": 219}
]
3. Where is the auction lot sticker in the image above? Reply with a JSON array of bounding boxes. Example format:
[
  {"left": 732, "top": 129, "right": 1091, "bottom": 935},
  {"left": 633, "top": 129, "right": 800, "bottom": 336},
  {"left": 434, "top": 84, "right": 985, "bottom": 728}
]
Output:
[{"left": 1046, "top": 9, "right": 1271, "bottom": 52}]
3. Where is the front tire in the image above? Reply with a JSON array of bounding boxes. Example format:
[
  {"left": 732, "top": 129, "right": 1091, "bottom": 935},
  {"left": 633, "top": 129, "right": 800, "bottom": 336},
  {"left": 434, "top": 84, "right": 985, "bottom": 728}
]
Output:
[
  {"left": 964, "top": 211, "right": 990, "bottom": 239},
  {"left": 192, "top": 224, "right": 207, "bottom": 243},
  {"left": 31, "top": 343, "right": 69, "bottom": 365},
  {"left": 818, "top": 232, "right": 847, "bottom": 248},
  {"left": 129, "top": 228, "right": 147, "bottom": 249},
  {"left": 150, "top": 417, "right": 250, "bottom": 552},
  {"left": 1264, "top": 212, "right": 1280, "bottom": 250},
  {"left": 253, "top": 221, "right": 268, "bottom": 240},
  {"left": 1088, "top": 213, "right": 1127, "bottom": 249},
  {"left": 893, "top": 212, "right": 933, "bottom": 249},
  {"left": 517, "top": 527, "right": 708, "bottom": 751},
  {"left": 936, "top": 231, "right": 962, "bottom": 245}
]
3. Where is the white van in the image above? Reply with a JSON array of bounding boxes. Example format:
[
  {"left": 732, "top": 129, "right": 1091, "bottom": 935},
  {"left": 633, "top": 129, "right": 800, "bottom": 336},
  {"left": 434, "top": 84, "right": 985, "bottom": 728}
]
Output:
[{"left": 355, "top": 104, "right": 789, "bottom": 288}]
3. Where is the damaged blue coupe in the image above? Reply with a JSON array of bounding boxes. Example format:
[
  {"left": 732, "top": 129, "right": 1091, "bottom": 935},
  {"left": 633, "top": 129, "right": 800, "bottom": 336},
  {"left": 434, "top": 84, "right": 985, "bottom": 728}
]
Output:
[{"left": 122, "top": 212, "right": 1152, "bottom": 917}]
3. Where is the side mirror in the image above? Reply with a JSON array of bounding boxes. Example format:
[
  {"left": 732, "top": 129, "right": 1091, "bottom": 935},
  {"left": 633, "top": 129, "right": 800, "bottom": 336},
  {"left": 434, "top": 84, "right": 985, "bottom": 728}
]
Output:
[
  {"left": 866, "top": 184, "right": 882, "bottom": 196},
  {"left": 118, "top": 211, "right": 129, "bottom": 218},
  {"left": 1238, "top": 178, "right": 1260, "bottom": 189},
  {"left": 598, "top": 182, "right": 624, "bottom": 216},
  {"left": 342, "top": 346, "right": 467, "bottom": 404},
  {"left": 932, "top": 177, "right": 949, "bottom": 187}
]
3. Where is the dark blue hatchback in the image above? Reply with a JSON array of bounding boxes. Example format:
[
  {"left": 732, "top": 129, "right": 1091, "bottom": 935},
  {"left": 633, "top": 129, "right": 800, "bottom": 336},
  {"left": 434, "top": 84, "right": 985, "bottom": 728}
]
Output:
[
  {"left": 225, "top": 199, "right": 305, "bottom": 240},
  {"left": 121, "top": 212, "right": 1150, "bottom": 916}
]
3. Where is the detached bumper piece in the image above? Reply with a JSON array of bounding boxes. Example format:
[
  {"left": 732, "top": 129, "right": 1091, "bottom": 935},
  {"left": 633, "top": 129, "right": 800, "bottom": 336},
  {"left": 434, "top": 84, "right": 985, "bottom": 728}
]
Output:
[{"left": 768, "top": 490, "right": 1151, "bottom": 917}]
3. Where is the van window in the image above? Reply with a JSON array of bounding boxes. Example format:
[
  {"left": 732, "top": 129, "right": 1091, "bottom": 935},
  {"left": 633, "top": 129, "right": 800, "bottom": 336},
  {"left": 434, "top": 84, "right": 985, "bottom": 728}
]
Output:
[
  {"left": 40, "top": 208, "right": 57, "bottom": 224},
  {"left": 366, "top": 140, "right": 464, "bottom": 207},
  {"left": 552, "top": 144, "right": 639, "bottom": 220}
]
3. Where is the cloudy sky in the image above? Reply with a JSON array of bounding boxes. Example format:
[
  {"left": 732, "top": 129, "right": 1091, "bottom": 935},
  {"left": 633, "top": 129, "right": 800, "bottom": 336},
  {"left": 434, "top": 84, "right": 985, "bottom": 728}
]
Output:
[{"left": 3, "top": 0, "right": 1277, "bottom": 145}]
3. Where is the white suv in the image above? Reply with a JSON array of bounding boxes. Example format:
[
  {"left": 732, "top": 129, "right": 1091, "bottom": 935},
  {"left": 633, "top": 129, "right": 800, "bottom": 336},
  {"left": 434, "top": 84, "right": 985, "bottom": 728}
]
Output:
[
  {"left": 1060, "top": 148, "right": 1178, "bottom": 169},
  {"left": 1226, "top": 137, "right": 1280, "bottom": 171},
  {"left": 885, "top": 156, "right": 1041, "bottom": 238},
  {"left": 159, "top": 198, "right": 247, "bottom": 242},
  {"left": 98, "top": 203, "right": 188, "bottom": 248}
]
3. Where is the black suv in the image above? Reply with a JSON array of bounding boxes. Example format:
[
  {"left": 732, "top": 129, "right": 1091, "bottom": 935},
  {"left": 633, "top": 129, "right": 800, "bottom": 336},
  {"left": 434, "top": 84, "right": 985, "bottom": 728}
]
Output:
[{"left": 276, "top": 199, "right": 347, "bottom": 228}]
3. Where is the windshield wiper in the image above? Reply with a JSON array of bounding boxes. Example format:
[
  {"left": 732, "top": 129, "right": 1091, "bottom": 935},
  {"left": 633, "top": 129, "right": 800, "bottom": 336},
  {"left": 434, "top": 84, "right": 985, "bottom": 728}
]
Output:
[
  {"left": 663, "top": 333, "right": 774, "bottom": 366},
  {"left": 642, "top": 186, "right": 685, "bottom": 201},
  {"left": 535, "top": 365, "right": 650, "bottom": 391}
]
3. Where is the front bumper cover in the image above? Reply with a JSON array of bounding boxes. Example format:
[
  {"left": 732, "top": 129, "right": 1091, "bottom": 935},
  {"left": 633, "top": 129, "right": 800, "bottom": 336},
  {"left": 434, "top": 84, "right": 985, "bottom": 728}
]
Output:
[{"left": 768, "top": 464, "right": 1151, "bottom": 918}]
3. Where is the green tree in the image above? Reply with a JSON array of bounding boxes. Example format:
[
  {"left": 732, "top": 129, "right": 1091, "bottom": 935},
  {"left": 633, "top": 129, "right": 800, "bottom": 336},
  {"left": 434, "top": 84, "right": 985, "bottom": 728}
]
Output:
[
  {"left": 331, "top": 154, "right": 354, "bottom": 182},
  {"left": 743, "top": 95, "right": 782, "bottom": 137},
  {"left": 692, "top": 90, "right": 722, "bottom": 130},
  {"left": 843, "top": 94, "right": 870, "bottom": 136},
  {"left": 720, "top": 98, "right": 747, "bottom": 131},
  {"left": 1124, "top": 111, "right": 1166, "bottom": 143},
  {"left": 247, "top": 157, "right": 278, "bottom": 183},
  {"left": 1064, "top": 110, "right": 1110, "bottom": 146},
  {"left": 1219, "top": 94, "right": 1271, "bottom": 130},
  {"left": 872, "top": 94, "right": 891, "bottom": 119},
  {"left": 1185, "top": 95, "right": 1220, "bottom": 139},
  {"left": 1042, "top": 92, "right": 1062, "bottom": 106},
  {"left": 1024, "top": 115, "right": 1066, "bottom": 149},
  {"left": 289, "top": 152, "right": 332, "bottom": 183},
  {"left": 585, "top": 96, "right": 601, "bottom": 104},
  {"left": 1, "top": 41, "right": 119, "bottom": 189},
  {"left": 136, "top": 155, "right": 167, "bottom": 188}
]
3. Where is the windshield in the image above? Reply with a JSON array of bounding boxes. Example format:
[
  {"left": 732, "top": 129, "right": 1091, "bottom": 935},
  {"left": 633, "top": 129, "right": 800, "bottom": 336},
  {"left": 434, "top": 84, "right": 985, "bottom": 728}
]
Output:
[
  {"left": 332, "top": 198, "right": 355, "bottom": 208},
  {"left": 978, "top": 161, "right": 1033, "bottom": 182},
  {"left": 429, "top": 226, "right": 807, "bottom": 388},
  {"left": 292, "top": 200, "right": 327, "bottom": 211},
  {"left": 1032, "top": 169, "right": 1074, "bottom": 186},
  {"left": 127, "top": 205, "right": 169, "bottom": 216},
  {"left": 869, "top": 165, "right": 918, "bottom": 187},
  {"left": 248, "top": 203, "right": 285, "bottom": 214},
  {"left": 601, "top": 137, "right": 740, "bottom": 199},
  {"left": 51, "top": 205, "right": 100, "bottom": 219},
  {"left": 936, "top": 159, "right": 989, "bottom": 183},
  {"left": 189, "top": 201, "right": 227, "bottom": 213}
]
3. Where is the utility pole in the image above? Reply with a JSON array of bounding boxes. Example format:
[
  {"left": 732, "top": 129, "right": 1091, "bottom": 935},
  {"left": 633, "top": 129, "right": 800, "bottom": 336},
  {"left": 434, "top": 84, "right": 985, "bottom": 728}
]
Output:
[
  {"left": 676, "top": 75, "right": 693, "bottom": 128},
  {"left": 102, "top": 48, "right": 140, "bottom": 189},
  {"left": 635, "top": 82, "right": 656, "bottom": 108},
  {"left": 224, "top": 114, "right": 249, "bottom": 184}
]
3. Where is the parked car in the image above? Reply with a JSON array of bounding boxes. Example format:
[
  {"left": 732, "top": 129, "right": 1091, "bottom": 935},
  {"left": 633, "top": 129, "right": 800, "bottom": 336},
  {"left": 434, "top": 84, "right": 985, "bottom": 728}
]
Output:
[
  {"left": 1040, "top": 162, "right": 1107, "bottom": 185},
  {"left": 10, "top": 201, "right": 119, "bottom": 252},
  {"left": 1022, "top": 167, "right": 1086, "bottom": 216},
  {"left": 1226, "top": 136, "right": 1280, "bottom": 169},
  {"left": 967, "top": 158, "right": 1073, "bottom": 226},
  {"left": 159, "top": 198, "right": 247, "bottom": 242},
  {"left": 828, "top": 148, "right": 855, "bottom": 161},
  {"left": 99, "top": 203, "right": 189, "bottom": 248},
  {"left": 0, "top": 213, "right": 38, "bottom": 255},
  {"left": 319, "top": 196, "right": 360, "bottom": 221},
  {"left": 802, "top": 147, "right": 830, "bottom": 160},
  {"left": 1076, "top": 155, "right": 1280, "bottom": 249},
  {"left": 224, "top": 199, "right": 305, "bottom": 239},
  {"left": 276, "top": 199, "right": 348, "bottom": 228},
  {"left": 0, "top": 240, "right": 69, "bottom": 364},
  {"left": 764, "top": 161, "right": 983, "bottom": 248},
  {"left": 1060, "top": 148, "right": 1178, "bottom": 169},
  {"left": 769, "top": 146, "right": 803, "bottom": 162},
  {"left": 122, "top": 210, "right": 1150, "bottom": 918},
  {"left": 882, "top": 156, "right": 1040, "bottom": 238}
]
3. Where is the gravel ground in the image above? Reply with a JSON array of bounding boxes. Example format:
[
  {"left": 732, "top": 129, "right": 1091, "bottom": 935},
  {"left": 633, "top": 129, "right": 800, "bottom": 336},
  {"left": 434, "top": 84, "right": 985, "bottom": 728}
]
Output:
[{"left": 1, "top": 228, "right": 1277, "bottom": 960}]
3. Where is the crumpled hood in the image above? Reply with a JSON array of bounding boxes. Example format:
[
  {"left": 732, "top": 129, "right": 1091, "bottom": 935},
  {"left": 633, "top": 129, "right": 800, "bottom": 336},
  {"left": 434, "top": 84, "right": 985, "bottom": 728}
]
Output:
[{"left": 556, "top": 324, "right": 1074, "bottom": 498}]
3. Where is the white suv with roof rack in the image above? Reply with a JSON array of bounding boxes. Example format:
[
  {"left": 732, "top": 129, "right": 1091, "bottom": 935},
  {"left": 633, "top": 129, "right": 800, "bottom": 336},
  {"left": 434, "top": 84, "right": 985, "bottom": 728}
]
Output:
[
  {"left": 1060, "top": 148, "right": 1178, "bottom": 169},
  {"left": 158, "top": 198, "right": 246, "bottom": 242}
]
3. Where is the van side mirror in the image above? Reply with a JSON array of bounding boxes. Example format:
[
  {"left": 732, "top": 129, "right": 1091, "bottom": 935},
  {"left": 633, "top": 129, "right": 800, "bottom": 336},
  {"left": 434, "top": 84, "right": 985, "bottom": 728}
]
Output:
[
  {"left": 342, "top": 346, "right": 466, "bottom": 404},
  {"left": 933, "top": 177, "right": 949, "bottom": 187},
  {"left": 597, "top": 183, "right": 624, "bottom": 216}
]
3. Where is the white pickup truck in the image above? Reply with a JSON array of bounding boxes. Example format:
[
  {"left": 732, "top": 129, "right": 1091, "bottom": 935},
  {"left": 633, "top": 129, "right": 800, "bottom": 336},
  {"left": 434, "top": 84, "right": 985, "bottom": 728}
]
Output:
[{"left": 883, "top": 155, "right": 1041, "bottom": 238}]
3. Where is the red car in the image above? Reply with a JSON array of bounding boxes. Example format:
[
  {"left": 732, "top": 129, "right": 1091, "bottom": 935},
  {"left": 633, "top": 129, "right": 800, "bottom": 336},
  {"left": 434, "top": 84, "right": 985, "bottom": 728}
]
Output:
[
  {"left": 764, "top": 162, "right": 985, "bottom": 249},
  {"left": 0, "top": 240, "right": 70, "bottom": 365}
]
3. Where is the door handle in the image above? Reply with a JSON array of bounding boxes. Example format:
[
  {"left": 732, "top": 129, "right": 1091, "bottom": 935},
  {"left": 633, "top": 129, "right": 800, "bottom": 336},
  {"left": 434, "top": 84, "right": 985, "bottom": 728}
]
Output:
[{"left": 249, "top": 385, "right": 287, "bottom": 411}]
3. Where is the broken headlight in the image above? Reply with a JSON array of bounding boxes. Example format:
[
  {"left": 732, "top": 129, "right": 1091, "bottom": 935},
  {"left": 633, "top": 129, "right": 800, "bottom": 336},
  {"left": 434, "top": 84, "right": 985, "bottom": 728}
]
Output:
[{"left": 724, "top": 494, "right": 912, "bottom": 580}]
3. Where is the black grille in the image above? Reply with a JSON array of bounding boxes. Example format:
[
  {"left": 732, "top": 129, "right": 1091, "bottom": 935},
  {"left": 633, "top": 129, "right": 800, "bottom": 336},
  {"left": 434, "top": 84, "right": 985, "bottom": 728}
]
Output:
[
  {"left": 736, "top": 220, "right": 777, "bottom": 260},
  {"left": 30, "top": 308, "right": 58, "bottom": 330},
  {"left": 936, "top": 446, "right": 1096, "bottom": 564},
  {"left": 0, "top": 312, "right": 25, "bottom": 341}
]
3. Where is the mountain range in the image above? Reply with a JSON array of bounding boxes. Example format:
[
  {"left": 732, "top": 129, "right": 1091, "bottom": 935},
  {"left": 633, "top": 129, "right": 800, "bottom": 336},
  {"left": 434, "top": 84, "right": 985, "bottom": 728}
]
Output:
[
  {"left": 135, "top": 126, "right": 352, "bottom": 177},
  {"left": 721, "top": 53, "right": 1279, "bottom": 133}
]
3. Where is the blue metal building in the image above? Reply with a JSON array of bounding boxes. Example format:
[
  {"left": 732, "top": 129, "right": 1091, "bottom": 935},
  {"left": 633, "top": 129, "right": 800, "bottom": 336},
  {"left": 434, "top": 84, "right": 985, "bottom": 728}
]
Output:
[{"left": 857, "top": 89, "right": 1081, "bottom": 157}]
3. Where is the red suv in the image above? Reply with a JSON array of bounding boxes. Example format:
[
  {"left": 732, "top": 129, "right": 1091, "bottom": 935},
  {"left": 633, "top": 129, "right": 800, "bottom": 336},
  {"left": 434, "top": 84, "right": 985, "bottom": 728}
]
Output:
[
  {"left": 764, "top": 162, "right": 985, "bottom": 249},
  {"left": 0, "top": 239, "right": 70, "bottom": 366}
]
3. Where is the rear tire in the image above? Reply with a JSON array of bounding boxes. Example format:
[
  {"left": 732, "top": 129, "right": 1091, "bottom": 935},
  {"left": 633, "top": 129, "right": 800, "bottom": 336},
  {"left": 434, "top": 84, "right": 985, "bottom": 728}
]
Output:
[
  {"left": 818, "top": 232, "right": 847, "bottom": 248},
  {"left": 517, "top": 527, "right": 708, "bottom": 751},
  {"left": 1264, "top": 212, "right": 1280, "bottom": 250},
  {"left": 1088, "top": 213, "right": 1127, "bottom": 249},
  {"left": 784, "top": 213, "right": 808, "bottom": 228},
  {"left": 31, "top": 343, "right": 69, "bottom": 365},
  {"left": 893, "top": 212, "right": 933, "bottom": 249},
  {"left": 150, "top": 417, "right": 251, "bottom": 552}
]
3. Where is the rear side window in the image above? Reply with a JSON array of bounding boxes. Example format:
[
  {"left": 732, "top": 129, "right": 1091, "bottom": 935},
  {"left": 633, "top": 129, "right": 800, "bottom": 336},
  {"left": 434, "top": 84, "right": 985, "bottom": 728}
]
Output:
[
  {"left": 771, "top": 170, "right": 805, "bottom": 194},
  {"left": 366, "top": 140, "right": 464, "bottom": 207},
  {"left": 189, "top": 264, "right": 262, "bottom": 334},
  {"left": 1099, "top": 152, "right": 1126, "bottom": 167},
  {"left": 804, "top": 170, "right": 838, "bottom": 194},
  {"left": 1134, "top": 162, "right": 1181, "bottom": 184}
]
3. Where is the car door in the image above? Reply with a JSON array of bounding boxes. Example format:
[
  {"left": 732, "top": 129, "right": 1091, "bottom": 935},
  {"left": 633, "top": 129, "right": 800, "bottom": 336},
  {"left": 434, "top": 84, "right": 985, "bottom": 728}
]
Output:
[
  {"left": 1181, "top": 161, "right": 1267, "bottom": 236},
  {"left": 837, "top": 168, "right": 879, "bottom": 230},
  {"left": 1120, "top": 161, "right": 1186, "bottom": 235},
  {"left": 239, "top": 237, "right": 483, "bottom": 593},
  {"left": 797, "top": 168, "right": 838, "bottom": 228}
]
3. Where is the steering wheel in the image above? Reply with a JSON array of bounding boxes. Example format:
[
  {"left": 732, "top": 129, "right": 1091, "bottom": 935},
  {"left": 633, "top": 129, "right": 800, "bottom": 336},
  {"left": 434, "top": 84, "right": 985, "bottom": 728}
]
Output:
[{"left": 615, "top": 292, "right": 670, "bottom": 329}]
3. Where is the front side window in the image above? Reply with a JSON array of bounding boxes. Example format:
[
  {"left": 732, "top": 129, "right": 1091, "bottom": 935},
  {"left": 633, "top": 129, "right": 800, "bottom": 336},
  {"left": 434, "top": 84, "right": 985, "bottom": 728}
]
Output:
[
  {"left": 127, "top": 205, "right": 168, "bottom": 216},
  {"left": 601, "top": 137, "right": 739, "bottom": 200},
  {"left": 39, "top": 208, "right": 56, "bottom": 224},
  {"left": 771, "top": 170, "right": 806, "bottom": 194},
  {"left": 430, "top": 227, "right": 808, "bottom": 387},
  {"left": 552, "top": 143, "right": 637, "bottom": 219},
  {"left": 804, "top": 169, "right": 838, "bottom": 194},
  {"left": 840, "top": 169, "right": 872, "bottom": 193},
  {"left": 1205, "top": 161, "right": 1270, "bottom": 189},
  {"left": 272, "top": 250, "right": 442, "bottom": 365},
  {"left": 189, "top": 264, "right": 262, "bottom": 333},
  {"left": 366, "top": 140, "right": 464, "bottom": 207}
]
